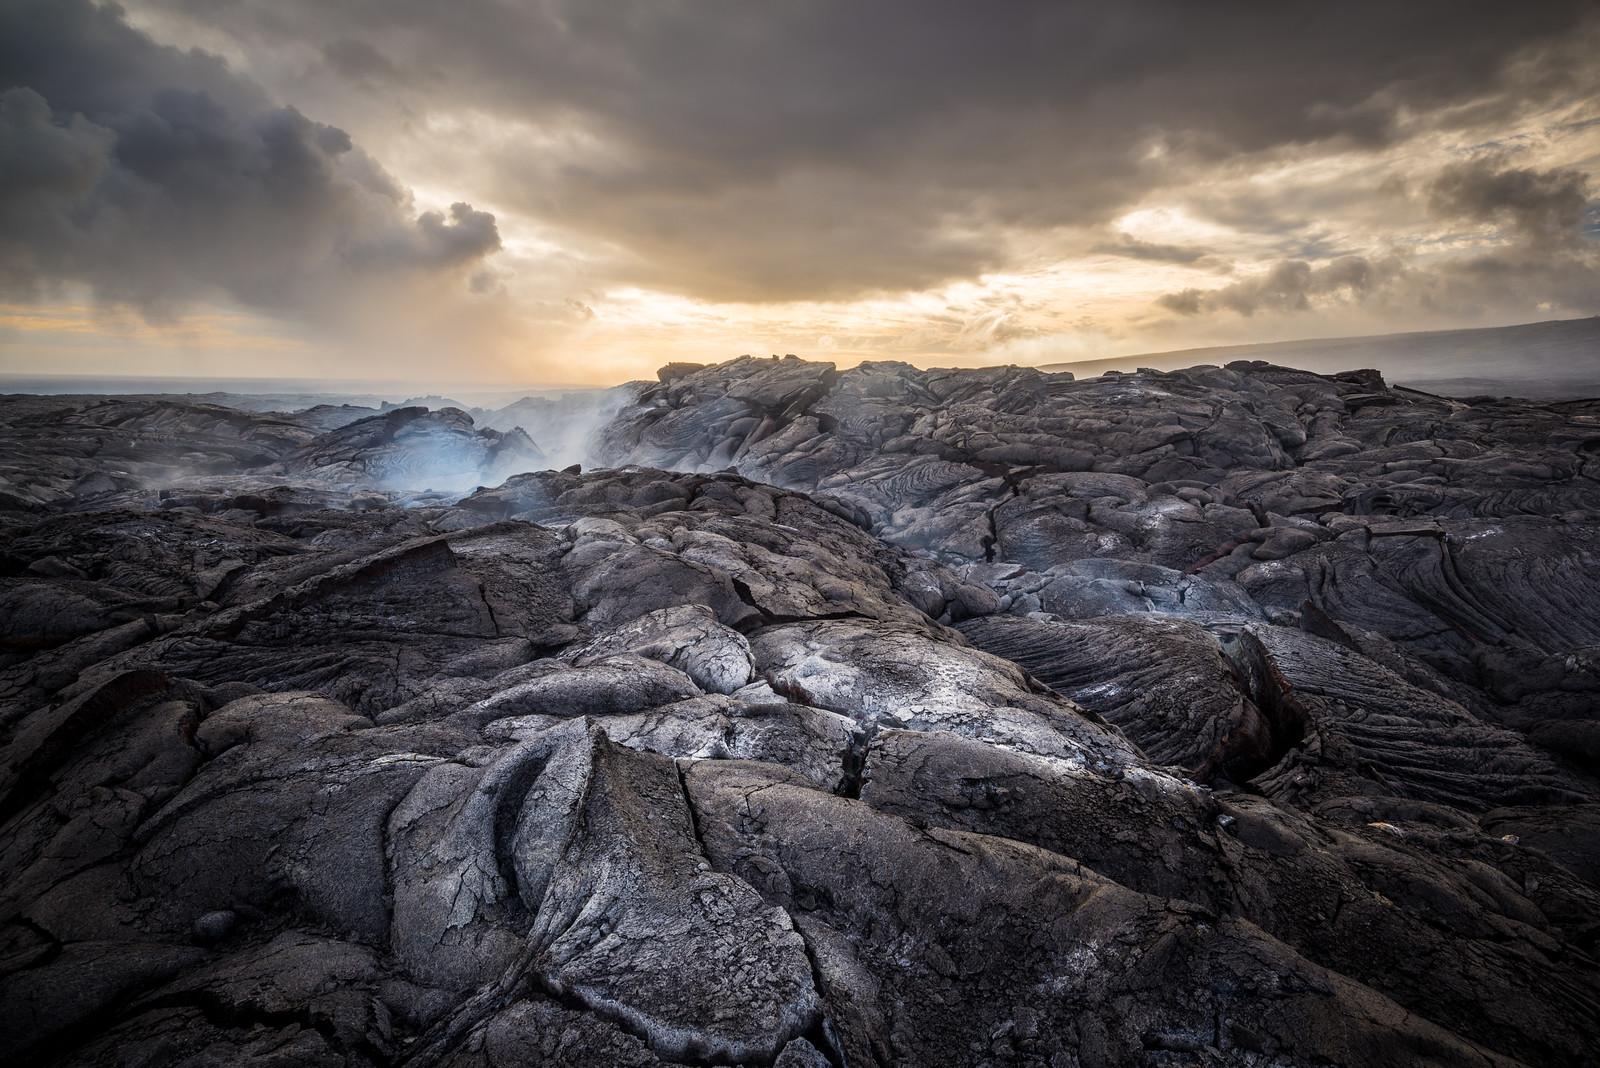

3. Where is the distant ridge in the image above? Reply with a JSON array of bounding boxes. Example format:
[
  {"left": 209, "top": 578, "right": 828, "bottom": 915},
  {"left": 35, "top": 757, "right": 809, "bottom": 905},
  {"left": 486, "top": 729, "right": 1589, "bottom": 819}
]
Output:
[{"left": 1040, "top": 316, "right": 1600, "bottom": 399}]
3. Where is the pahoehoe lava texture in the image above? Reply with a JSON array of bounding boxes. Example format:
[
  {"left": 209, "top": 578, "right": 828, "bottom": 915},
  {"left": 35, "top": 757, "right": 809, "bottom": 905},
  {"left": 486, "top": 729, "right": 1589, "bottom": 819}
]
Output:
[{"left": 1, "top": 356, "right": 1598, "bottom": 1066}]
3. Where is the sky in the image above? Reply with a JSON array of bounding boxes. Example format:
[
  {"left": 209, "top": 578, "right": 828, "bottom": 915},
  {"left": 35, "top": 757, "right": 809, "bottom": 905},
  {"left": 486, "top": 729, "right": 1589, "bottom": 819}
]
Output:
[{"left": 1, "top": 0, "right": 1598, "bottom": 387}]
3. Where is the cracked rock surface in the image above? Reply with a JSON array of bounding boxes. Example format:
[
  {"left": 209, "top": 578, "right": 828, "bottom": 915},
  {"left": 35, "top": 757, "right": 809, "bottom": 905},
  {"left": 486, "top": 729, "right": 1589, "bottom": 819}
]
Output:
[{"left": 2, "top": 357, "right": 1599, "bottom": 1066}]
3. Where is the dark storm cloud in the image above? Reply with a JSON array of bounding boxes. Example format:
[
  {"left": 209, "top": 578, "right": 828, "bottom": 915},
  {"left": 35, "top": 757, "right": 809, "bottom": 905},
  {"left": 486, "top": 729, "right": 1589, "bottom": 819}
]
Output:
[
  {"left": 1159, "top": 256, "right": 1404, "bottom": 318},
  {"left": 0, "top": 0, "right": 499, "bottom": 318},
  {"left": 1413, "top": 163, "right": 1600, "bottom": 318},
  {"left": 1428, "top": 160, "right": 1591, "bottom": 246},
  {"left": 131, "top": 0, "right": 1598, "bottom": 301},
  {"left": 350, "top": 202, "right": 501, "bottom": 272}
]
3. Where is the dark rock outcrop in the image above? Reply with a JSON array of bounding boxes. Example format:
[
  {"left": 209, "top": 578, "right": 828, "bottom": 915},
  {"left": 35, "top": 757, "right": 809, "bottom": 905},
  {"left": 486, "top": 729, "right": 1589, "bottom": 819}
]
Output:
[{"left": 1, "top": 357, "right": 1598, "bottom": 1067}]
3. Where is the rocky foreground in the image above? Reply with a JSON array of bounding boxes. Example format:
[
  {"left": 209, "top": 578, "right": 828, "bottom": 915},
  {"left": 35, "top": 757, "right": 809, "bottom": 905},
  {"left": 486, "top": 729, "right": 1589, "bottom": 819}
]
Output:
[{"left": 2, "top": 356, "right": 1598, "bottom": 1067}]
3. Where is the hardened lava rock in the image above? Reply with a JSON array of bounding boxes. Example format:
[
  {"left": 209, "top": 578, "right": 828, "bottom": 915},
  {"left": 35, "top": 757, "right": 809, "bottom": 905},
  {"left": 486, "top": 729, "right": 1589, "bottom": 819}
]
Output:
[{"left": 1, "top": 358, "right": 1598, "bottom": 1066}]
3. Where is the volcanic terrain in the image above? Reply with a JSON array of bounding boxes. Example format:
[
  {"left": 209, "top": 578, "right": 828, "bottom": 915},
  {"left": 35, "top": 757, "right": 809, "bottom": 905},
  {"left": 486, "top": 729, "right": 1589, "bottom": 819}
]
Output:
[{"left": 2, "top": 355, "right": 1598, "bottom": 1067}]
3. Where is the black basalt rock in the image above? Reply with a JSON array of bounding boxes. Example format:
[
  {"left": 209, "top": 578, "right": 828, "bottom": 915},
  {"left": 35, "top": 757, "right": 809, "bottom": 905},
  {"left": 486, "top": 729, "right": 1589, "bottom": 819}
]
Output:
[{"left": 1, "top": 359, "right": 1597, "bottom": 1067}]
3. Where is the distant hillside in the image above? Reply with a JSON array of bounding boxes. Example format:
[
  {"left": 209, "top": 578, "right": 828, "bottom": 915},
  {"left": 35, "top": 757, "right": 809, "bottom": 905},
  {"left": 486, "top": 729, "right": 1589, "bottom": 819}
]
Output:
[{"left": 1041, "top": 317, "right": 1600, "bottom": 399}]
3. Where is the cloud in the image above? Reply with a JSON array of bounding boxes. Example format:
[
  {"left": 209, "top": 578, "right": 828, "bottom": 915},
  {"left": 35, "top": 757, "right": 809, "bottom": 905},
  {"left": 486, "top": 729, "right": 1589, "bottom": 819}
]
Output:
[
  {"left": 1156, "top": 246, "right": 1600, "bottom": 327},
  {"left": 122, "top": 0, "right": 1600, "bottom": 303},
  {"left": 1409, "top": 247, "right": 1600, "bottom": 320},
  {"left": 1156, "top": 160, "right": 1600, "bottom": 325},
  {"left": 350, "top": 202, "right": 502, "bottom": 272},
  {"left": 1093, "top": 235, "right": 1213, "bottom": 266},
  {"left": 1092, "top": 233, "right": 1231, "bottom": 272},
  {"left": 6, "top": 0, "right": 1600, "bottom": 380},
  {"left": 1159, "top": 255, "right": 1406, "bottom": 317},
  {"left": 1428, "top": 159, "right": 1590, "bottom": 246},
  {"left": 321, "top": 38, "right": 400, "bottom": 85},
  {"left": 0, "top": 0, "right": 501, "bottom": 323}
]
